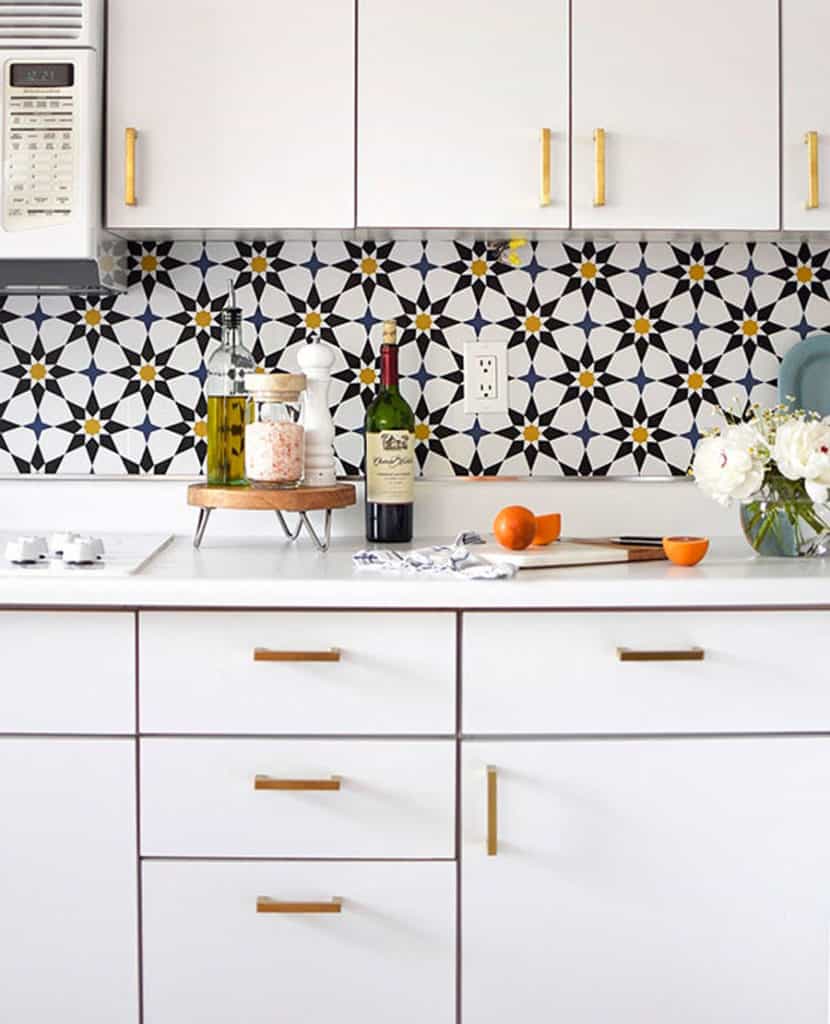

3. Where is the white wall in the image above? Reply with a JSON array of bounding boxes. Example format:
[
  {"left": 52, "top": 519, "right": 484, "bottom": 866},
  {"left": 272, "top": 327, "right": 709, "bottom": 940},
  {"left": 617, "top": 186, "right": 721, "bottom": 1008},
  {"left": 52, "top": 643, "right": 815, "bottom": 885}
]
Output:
[{"left": 0, "top": 478, "right": 736, "bottom": 541}]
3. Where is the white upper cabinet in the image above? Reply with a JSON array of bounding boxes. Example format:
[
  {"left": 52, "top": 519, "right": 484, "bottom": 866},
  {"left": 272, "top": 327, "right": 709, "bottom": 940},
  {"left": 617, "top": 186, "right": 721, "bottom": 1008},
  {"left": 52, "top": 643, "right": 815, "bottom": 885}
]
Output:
[
  {"left": 572, "top": 0, "right": 780, "bottom": 231},
  {"left": 782, "top": 2, "right": 830, "bottom": 230},
  {"left": 106, "top": 0, "right": 355, "bottom": 231},
  {"left": 358, "top": 0, "right": 569, "bottom": 228}
]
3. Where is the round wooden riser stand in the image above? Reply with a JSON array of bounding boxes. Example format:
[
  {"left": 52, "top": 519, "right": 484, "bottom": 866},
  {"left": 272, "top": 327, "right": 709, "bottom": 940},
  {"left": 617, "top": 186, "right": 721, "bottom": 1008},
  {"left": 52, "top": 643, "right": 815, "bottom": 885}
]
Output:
[{"left": 187, "top": 483, "right": 356, "bottom": 552}]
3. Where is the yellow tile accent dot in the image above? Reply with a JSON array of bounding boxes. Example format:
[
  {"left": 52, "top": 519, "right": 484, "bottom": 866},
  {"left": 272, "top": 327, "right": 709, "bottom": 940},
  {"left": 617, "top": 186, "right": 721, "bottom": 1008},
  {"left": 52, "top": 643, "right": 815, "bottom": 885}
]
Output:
[
  {"left": 470, "top": 259, "right": 488, "bottom": 277},
  {"left": 631, "top": 426, "right": 649, "bottom": 444},
  {"left": 524, "top": 315, "right": 542, "bottom": 333},
  {"left": 359, "top": 367, "right": 376, "bottom": 385},
  {"left": 84, "top": 309, "right": 101, "bottom": 326},
  {"left": 580, "top": 261, "right": 597, "bottom": 279},
  {"left": 29, "top": 363, "right": 46, "bottom": 380},
  {"left": 194, "top": 310, "right": 212, "bottom": 328},
  {"left": 523, "top": 424, "right": 540, "bottom": 443},
  {"left": 687, "top": 372, "right": 704, "bottom": 390},
  {"left": 250, "top": 256, "right": 267, "bottom": 274},
  {"left": 84, "top": 418, "right": 101, "bottom": 436},
  {"left": 360, "top": 257, "right": 378, "bottom": 275},
  {"left": 742, "top": 319, "right": 758, "bottom": 337},
  {"left": 414, "top": 423, "right": 430, "bottom": 441},
  {"left": 633, "top": 317, "right": 651, "bottom": 335},
  {"left": 193, "top": 420, "right": 208, "bottom": 438},
  {"left": 139, "top": 365, "right": 156, "bottom": 382},
  {"left": 415, "top": 312, "right": 432, "bottom": 331},
  {"left": 140, "top": 254, "right": 158, "bottom": 273},
  {"left": 305, "top": 311, "right": 322, "bottom": 330},
  {"left": 578, "top": 370, "right": 595, "bottom": 389},
  {"left": 796, "top": 265, "right": 813, "bottom": 284}
]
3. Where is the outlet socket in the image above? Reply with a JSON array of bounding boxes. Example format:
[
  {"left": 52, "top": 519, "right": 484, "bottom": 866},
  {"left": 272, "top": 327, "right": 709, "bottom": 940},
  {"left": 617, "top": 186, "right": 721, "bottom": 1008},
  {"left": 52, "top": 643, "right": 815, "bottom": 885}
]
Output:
[{"left": 463, "top": 339, "right": 509, "bottom": 414}]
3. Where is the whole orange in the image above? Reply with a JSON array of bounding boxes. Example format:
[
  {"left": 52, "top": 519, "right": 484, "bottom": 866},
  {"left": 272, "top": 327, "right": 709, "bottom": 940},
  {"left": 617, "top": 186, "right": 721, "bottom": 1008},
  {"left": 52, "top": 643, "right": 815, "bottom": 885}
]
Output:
[{"left": 493, "top": 505, "right": 536, "bottom": 551}]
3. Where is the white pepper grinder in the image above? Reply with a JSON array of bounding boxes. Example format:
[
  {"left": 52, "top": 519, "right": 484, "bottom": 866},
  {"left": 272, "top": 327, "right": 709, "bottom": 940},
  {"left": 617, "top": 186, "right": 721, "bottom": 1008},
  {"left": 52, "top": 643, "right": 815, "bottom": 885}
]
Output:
[{"left": 296, "top": 334, "right": 336, "bottom": 486}]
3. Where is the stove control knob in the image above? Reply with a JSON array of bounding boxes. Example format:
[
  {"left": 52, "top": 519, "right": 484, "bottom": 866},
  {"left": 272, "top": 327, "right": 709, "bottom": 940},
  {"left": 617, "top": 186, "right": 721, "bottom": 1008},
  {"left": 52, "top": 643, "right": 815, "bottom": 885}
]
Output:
[
  {"left": 62, "top": 536, "right": 105, "bottom": 565},
  {"left": 6, "top": 535, "right": 48, "bottom": 564},
  {"left": 49, "top": 531, "right": 80, "bottom": 556}
]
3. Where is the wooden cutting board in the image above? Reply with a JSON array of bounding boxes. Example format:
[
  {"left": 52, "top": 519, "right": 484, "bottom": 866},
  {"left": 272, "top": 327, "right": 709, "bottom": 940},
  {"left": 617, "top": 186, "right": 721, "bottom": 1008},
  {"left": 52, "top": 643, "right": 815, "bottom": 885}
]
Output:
[{"left": 479, "top": 537, "right": 667, "bottom": 570}]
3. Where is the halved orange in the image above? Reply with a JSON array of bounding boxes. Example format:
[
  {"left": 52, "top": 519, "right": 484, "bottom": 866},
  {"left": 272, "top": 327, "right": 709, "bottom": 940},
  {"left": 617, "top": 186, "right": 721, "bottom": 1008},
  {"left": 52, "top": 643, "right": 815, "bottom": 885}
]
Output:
[
  {"left": 662, "top": 536, "right": 709, "bottom": 566},
  {"left": 532, "top": 513, "right": 562, "bottom": 546}
]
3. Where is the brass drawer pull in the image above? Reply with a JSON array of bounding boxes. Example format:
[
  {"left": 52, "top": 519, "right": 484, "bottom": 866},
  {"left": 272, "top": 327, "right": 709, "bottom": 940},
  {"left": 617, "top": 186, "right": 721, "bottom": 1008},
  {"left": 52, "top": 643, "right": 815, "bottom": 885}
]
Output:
[
  {"left": 124, "top": 127, "right": 137, "bottom": 206},
  {"left": 593, "top": 127, "right": 606, "bottom": 207},
  {"left": 540, "top": 127, "right": 552, "bottom": 207},
  {"left": 253, "top": 647, "right": 341, "bottom": 662},
  {"left": 257, "top": 897, "right": 342, "bottom": 914},
  {"left": 486, "top": 765, "right": 498, "bottom": 857},
  {"left": 805, "top": 130, "right": 819, "bottom": 210},
  {"left": 617, "top": 647, "right": 704, "bottom": 662},
  {"left": 254, "top": 775, "right": 341, "bottom": 791}
]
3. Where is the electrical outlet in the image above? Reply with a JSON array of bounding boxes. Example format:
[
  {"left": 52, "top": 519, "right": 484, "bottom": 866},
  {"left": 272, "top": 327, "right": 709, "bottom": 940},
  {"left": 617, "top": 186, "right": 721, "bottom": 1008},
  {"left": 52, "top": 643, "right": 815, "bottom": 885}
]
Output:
[{"left": 463, "top": 340, "right": 509, "bottom": 414}]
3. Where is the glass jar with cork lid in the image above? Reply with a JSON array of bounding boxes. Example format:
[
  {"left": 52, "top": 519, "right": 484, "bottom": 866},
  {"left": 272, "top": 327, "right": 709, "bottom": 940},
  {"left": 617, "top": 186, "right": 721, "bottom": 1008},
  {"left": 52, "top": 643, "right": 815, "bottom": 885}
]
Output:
[{"left": 244, "top": 373, "right": 306, "bottom": 488}]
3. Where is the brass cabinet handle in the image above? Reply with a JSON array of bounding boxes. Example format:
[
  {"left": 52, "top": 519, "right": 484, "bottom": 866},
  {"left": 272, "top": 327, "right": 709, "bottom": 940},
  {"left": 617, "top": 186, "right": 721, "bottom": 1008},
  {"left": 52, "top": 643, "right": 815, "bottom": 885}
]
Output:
[
  {"left": 540, "top": 127, "right": 552, "bottom": 207},
  {"left": 124, "top": 127, "right": 137, "bottom": 206},
  {"left": 486, "top": 765, "right": 498, "bottom": 856},
  {"left": 257, "top": 897, "right": 342, "bottom": 914},
  {"left": 254, "top": 775, "right": 341, "bottom": 791},
  {"left": 805, "top": 131, "right": 819, "bottom": 210},
  {"left": 593, "top": 127, "right": 606, "bottom": 207},
  {"left": 253, "top": 647, "right": 341, "bottom": 662},
  {"left": 617, "top": 647, "right": 704, "bottom": 662}
]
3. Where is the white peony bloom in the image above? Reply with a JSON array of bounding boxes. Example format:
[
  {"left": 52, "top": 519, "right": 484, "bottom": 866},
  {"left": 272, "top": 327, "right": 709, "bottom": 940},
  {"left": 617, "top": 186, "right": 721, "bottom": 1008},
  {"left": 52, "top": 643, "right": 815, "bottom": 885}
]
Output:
[
  {"left": 774, "top": 417, "right": 830, "bottom": 504},
  {"left": 692, "top": 424, "right": 766, "bottom": 506}
]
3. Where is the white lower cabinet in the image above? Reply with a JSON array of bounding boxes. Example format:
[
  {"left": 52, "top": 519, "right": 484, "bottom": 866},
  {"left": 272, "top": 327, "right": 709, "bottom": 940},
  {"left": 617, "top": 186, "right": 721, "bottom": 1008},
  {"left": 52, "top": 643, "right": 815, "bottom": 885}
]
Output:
[
  {"left": 463, "top": 738, "right": 830, "bottom": 1024},
  {"left": 142, "top": 860, "right": 455, "bottom": 1024},
  {"left": 0, "top": 739, "right": 139, "bottom": 1024}
]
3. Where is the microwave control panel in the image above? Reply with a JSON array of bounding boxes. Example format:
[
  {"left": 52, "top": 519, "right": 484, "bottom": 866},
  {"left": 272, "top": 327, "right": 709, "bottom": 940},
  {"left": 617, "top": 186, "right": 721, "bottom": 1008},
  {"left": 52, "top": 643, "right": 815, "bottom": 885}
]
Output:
[{"left": 4, "top": 61, "right": 76, "bottom": 231}]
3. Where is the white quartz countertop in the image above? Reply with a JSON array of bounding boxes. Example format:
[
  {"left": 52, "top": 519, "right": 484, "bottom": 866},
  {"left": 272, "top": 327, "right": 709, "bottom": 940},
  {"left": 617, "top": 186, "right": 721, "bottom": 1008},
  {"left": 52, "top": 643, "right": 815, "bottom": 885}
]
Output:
[{"left": 0, "top": 535, "right": 828, "bottom": 609}]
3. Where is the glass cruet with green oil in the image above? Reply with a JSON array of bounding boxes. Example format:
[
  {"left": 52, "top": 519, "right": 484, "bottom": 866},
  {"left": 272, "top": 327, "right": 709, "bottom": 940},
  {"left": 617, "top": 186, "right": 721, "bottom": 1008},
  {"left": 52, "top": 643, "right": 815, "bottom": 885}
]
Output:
[{"left": 206, "top": 284, "right": 255, "bottom": 485}]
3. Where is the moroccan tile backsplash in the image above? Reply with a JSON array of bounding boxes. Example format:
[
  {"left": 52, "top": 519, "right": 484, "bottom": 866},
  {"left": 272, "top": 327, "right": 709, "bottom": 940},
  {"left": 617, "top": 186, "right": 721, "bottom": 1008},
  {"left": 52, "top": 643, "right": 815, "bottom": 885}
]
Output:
[{"left": 0, "top": 238, "right": 825, "bottom": 478}]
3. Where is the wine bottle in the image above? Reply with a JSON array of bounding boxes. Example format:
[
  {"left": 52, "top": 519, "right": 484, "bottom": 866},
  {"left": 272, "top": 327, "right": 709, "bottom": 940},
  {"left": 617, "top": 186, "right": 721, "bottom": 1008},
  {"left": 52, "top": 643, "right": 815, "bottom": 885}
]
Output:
[{"left": 364, "top": 320, "right": 415, "bottom": 542}]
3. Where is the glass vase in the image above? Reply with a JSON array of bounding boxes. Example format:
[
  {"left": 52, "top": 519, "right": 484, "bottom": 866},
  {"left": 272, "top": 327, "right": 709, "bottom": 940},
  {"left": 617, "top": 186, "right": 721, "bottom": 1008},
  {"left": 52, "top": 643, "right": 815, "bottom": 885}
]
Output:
[{"left": 740, "top": 494, "right": 830, "bottom": 557}]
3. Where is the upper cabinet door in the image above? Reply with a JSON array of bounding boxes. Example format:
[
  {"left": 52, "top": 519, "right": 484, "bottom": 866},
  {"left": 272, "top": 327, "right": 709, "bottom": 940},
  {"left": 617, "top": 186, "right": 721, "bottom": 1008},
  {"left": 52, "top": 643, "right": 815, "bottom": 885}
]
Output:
[
  {"left": 782, "top": 2, "right": 830, "bottom": 230},
  {"left": 106, "top": 0, "right": 355, "bottom": 231},
  {"left": 358, "top": 0, "right": 569, "bottom": 229},
  {"left": 572, "top": 0, "right": 779, "bottom": 231}
]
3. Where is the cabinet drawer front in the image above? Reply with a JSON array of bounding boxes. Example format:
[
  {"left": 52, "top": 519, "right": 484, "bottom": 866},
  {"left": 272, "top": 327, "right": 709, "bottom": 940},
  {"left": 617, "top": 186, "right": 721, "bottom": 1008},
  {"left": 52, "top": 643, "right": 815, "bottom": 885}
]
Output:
[
  {"left": 463, "top": 611, "right": 830, "bottom": 734},
  {"left": 142, "top": 860, "right": 455, "bottom": 1024},
  {"left": 0, "top": 611, "right": 134, "bottom": 733},
  {"left": 141, "top": 738, "right": 455, "bottom": 858},
  {"left": 139, "top": 611, "right": 455, "bottom": 735}
]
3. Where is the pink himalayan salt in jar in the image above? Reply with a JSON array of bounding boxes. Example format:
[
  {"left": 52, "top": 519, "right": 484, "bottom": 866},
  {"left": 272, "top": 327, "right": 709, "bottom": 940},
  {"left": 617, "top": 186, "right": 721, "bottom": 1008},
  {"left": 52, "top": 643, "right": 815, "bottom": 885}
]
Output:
[{"left": 244, "top": 373, "right": 306, "bottom": 488}]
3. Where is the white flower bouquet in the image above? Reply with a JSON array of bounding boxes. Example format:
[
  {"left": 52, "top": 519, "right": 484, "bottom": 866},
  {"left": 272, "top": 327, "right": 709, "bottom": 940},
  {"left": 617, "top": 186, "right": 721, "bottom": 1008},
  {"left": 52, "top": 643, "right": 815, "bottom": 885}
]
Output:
[{"left": 691, "top": 405, "right": 830, "bottom": 556}]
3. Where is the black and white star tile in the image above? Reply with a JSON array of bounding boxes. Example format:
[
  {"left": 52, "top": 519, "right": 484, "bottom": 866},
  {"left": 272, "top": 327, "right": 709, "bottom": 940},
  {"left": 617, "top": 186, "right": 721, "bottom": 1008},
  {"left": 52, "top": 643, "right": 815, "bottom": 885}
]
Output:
[{"left": 0, "top": 239, "right": 823, "bottom": 477}]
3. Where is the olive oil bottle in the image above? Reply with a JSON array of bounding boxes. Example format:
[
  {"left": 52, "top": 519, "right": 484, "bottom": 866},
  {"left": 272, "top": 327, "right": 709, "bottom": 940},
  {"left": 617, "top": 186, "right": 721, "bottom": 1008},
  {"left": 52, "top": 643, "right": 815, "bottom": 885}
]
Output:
[{"left": 206, "top": 285, "right": 254, "bottom": 485}]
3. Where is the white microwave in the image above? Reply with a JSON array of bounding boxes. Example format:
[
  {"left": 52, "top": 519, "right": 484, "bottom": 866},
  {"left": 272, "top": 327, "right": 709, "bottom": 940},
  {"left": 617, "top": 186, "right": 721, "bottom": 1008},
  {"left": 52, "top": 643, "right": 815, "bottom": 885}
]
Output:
[{"left": 0, "top": 0, "right": 125, "bottom": 294}]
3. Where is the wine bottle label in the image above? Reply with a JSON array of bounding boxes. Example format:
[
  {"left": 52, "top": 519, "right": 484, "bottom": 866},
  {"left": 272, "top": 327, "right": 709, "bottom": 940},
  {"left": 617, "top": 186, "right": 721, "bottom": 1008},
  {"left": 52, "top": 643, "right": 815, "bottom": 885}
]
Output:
[{"left": 366, "top": 430, "right": 414, "bottom": 504}]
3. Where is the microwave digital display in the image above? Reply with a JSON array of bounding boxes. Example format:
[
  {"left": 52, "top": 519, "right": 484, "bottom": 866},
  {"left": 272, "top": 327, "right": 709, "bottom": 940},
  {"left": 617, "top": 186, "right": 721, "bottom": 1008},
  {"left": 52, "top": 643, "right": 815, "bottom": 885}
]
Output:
[{"left": 10, "top": 64, "right": 74, "bottom": 88}]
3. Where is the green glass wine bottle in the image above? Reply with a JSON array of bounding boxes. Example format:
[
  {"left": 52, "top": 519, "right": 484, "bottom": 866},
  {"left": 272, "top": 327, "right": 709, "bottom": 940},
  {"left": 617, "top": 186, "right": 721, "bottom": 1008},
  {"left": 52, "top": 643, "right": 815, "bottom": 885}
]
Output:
[{"left": 364, "top": 320, "right": 415, "bottom": 542}]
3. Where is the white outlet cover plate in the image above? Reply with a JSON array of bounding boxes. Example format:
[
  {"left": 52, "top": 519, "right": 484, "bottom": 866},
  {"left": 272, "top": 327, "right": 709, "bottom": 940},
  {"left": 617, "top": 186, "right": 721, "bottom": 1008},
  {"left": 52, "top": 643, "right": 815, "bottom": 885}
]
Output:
[{"left": 463, "top": 339, "right": 509, "bottom": 414}]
